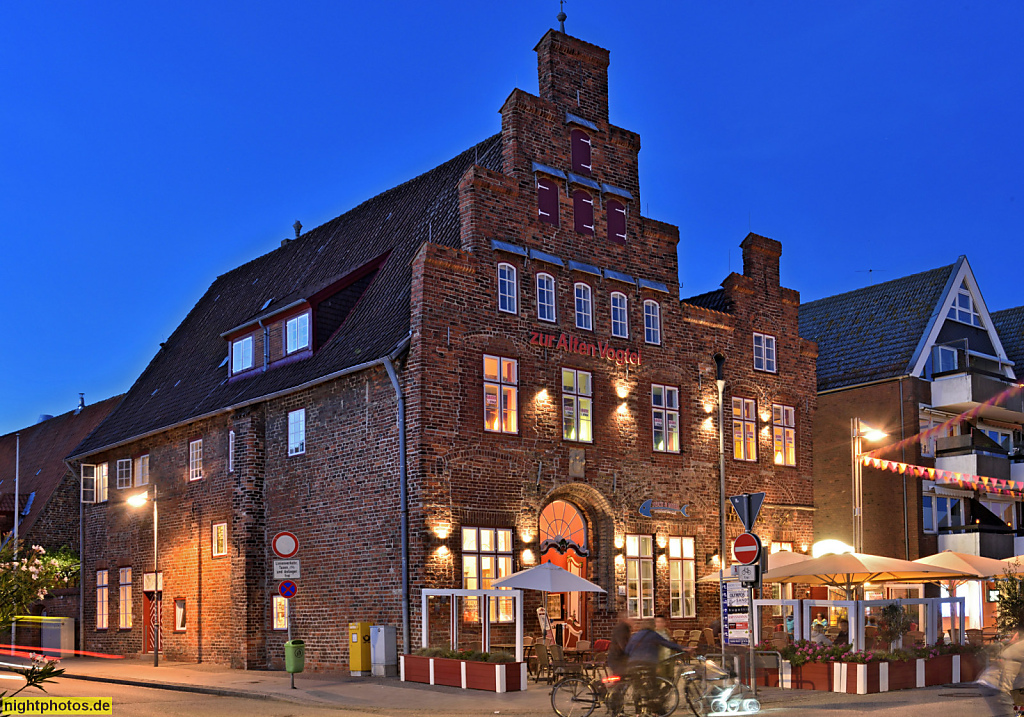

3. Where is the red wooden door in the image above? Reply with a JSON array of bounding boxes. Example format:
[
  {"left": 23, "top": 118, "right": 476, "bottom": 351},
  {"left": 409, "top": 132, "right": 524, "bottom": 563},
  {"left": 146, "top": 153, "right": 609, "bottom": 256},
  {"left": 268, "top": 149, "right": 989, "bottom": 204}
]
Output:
[{"left": 143, "top": 592, "right": 162, "bottom": 654}]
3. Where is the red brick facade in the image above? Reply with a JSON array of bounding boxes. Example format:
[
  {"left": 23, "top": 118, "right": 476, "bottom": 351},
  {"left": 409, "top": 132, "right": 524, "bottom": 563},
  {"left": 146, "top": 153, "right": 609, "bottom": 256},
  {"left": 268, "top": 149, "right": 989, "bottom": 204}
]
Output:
[{"left": 77, "top": 31, "right": 816, "bottom": 669}]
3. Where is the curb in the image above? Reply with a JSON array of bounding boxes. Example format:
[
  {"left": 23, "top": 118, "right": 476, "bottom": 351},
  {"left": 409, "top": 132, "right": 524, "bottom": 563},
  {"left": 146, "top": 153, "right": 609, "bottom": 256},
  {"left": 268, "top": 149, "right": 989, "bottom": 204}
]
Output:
[{"left": 59, "top": 672, "right": 279, "bottom": 702}]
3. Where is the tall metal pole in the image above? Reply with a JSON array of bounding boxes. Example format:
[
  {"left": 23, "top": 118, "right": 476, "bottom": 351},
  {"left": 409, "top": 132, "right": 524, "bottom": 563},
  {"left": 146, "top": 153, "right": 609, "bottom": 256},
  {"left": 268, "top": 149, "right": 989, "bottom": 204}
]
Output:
[
  {"left": 851, "top": 419, "right": 862, "bottom": 553},
  {"left": 714, "top": 354, "right": 726, "bottom": 667},
  {"left": 14, "top": 433, "right": 19, "bottom": 551},
  {"left": 153, "top": 485, "right": 159, "bottom": 668}
]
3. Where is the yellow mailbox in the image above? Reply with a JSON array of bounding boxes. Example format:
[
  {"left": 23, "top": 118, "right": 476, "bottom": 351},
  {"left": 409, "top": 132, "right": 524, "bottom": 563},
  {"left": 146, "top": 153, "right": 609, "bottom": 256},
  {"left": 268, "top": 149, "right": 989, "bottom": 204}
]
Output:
[{"left": 348, "top": 621, "right": 372, "bottom": 676}]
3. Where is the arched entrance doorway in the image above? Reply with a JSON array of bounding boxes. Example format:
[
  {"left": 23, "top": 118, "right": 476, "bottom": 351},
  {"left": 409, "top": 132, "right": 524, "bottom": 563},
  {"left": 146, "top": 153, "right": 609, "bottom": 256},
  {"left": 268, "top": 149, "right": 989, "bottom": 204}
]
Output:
[{"left": 539, "top": 499, "right": 589, "bottom": 644}]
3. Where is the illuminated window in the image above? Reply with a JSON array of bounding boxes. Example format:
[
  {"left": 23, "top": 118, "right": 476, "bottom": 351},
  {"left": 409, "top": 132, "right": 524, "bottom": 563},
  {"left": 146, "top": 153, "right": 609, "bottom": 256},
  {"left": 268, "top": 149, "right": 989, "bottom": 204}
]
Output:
[
  {"left": 81, "top": 464, "right": 96, "bottom": 504},
  {"left": 537, "top": 273, "right": 557, "bottom": 323},
  {"left": 575, "top": 283, "right": 593, "bottom": 330},
  {"left": 228, "top": 431, "right": 235, "bottom": 472},
  {"left": 668, "top": 537, "right": 695, "bottom": 618},
  {"left": 174, "top": 599, "right": 186, "bottom": 632},
  {"left": 189, "top": 439, "right": 203, "bottom": 481},
  {"left": 626, "top": 535, "right": 654, "bottom": 618},
  {"left": 96, "top": 570, "right": 108, "bottom": 630},
  {"left": 462, "top": 527, "right": 514, "bottom": 622},
  {"left": 96, "top": 463, "right": 108, "bottom": 502},
  {"left": 288, "top": 409, "right": 305, "bottom": 456},
  {"left": 286, "top": 313, "right": 310, "bottom": 353},
  {"left": 498, "top": 263, "right": 518, "bottom": 314},
  {"left": 753, "top": 333, "right": 776, "bottom": 373},
  {"left": 732, "top": 398, "right": 757, "bottom": 461},
  {"left": 119, "top": 568, "right": 132, "bottom": 630},
  {"left": 134, "top": 454, "right": 149, "bottom": 487},
  {"left": 116, "top": 459, "right": 132, "bottom": 490},
  {"left": 562, "top": 368, "right": 593, "bottom": 443},
  {"left": 273, "top": 596, "right": 289, "bottom": 630},
  {"left": 652, "top": 385, "right": 680, "bottom": 453},
  {"left": 483, "top": 355, "right": 518, "bottom": 434},
  {"left": 644, "top": 301, "right": 661, "bottom": 345},
  {"left": 212, "top": 522, "right": 228, "bottom": 557},
  {"left": 773, "top": 404, "right": 796, "bottom": 466},
  {"left": 232, "top": 335, "right": 254, "bottom": 373},
  {"left": 611, "top": 292, "right": 628, "bottom": 338}
]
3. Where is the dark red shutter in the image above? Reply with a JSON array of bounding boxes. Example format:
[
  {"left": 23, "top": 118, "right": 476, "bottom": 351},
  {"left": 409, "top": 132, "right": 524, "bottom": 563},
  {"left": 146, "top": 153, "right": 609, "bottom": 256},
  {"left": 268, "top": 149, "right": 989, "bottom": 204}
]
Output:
[
  {"left": 537, "top": 177, "right": 559, "bottom": 227},
  {"left": 570, "top": 129, "right": 592, "bottom": 175},
  {"left": 573, "top": 190, "right": 594, "bottom": 235},
  {"left": 607, "top": 199, "right": 626, "bottom": 244}
]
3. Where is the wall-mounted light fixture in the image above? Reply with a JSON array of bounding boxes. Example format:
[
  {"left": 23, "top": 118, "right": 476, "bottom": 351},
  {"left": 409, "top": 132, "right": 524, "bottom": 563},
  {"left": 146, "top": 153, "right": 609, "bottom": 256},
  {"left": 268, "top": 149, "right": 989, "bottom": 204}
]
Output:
[
  {"left": 616, "top": 384, "right": 629, "bottom": 399},
  {"left": 522, "top": 549, "right": 535, "bottom": 564},
  {"left": 614, "top": 534, "right": 625, "bottom": 550},
  {"left": 433, "top": 523, "right": 451, "bottom": 541}
]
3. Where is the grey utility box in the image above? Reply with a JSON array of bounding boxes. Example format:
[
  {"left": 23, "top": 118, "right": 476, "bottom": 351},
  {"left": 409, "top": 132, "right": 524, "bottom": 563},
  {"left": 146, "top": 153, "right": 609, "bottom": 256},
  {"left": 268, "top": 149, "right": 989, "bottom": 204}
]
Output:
[
  {"left": 41, "top": 617, "right": 75, "bottom": 659},
  {"left": 370, "top": 625, "right": 398, "bottom": 677}
]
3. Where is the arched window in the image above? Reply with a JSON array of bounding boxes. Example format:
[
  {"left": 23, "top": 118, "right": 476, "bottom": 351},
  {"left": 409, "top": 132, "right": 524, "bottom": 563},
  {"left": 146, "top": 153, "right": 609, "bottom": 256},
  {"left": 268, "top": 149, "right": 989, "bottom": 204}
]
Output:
[
  {"left": 570, "top": 129, "right": 592, "bottom": 175},
  {"left": 539, "top": 500, "right": 588, "bottom": 555},
  {"left": 610, "top": 292, "right": 628, "bottom": 338},
  {"left": 537, "top": 176, "right": 559, "bottom": 227},
  {"left": 537, "top": 273, "right": 556, "bottom": 323},
  {"left": 607, "top": 199, "right": 626, "bottom": 244},
  {"left": 575, "top": 283, "right": 593, "bottom": 330},
  {"left": 644, "top": 300, "right": 661, "bottom": 345},
  {"left": 497, "top": 263, "right": 517, "bottom": 314},
  {"left": 573, "top": 190, "right": 594, "bottom": 235}
]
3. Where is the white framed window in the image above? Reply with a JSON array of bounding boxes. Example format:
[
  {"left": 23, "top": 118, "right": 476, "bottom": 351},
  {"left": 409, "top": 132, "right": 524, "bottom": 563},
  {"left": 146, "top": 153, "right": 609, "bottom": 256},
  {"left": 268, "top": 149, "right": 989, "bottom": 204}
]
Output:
[
  {"left": 611, "top": 292, "right": 628, "bottom": 338},
  {"left": 119, "top": 567, "right": 132, "bottom": 630},
  {"left": 134, "top": 455, "right": 149, "bottom": 487},
  {"left": 625, "top": 535, "right": 654, "bottom": 619},
  {"left": 174, "top": 598, "right": 187, "bottom": 632},
  {"left": 461, "top": 527, "right": 514, "bottom": 622},
  {"left": 82, "top": 464, "right": 96, "bottom": 504},
  {"left": 652, "top": 384, "right": 680, "bottom": 453},
  {"left": 96, "top": 463, "right": 108, "bottom": 503},
  {"left": 116, "top": 459, "right": 132, "bottom": 490},
  {"left": 669, "top": 537, "right": 696, "bottom": 619},
  {"left": 981, "top": 498, "right": 1016, "bottom": 528},
  {"left": 96, "top": 570, "right": 108, "bottom": 630},
  {"left": 286, "top": 312, "right": 310, "bottom": 354},
  {"left": 228, "top": 431, "right": 235, "bottom": 473},
  {"left": 537, "top": 273, "right": 556, "bottom": 323},
  {"left": 948, "top": 281, "right": 982, "bottom": 327},
  {"left": 272, "top": 595, "right": 289, "bottom": 630},
  {"left": 922, "top": 487, "right": 967, "bottom": 534},
  {"left": 212, "top": 522, "right": 228, "bottom": 557},
  {"left": 498, "top": 263, "right": 518, "bottom": 314},
  {"left": 232, "top": 335, "right": 254, "bottom": 373},
  {"left": 643, "top": 300, "right": 661, "bottom": 345},
  {"left": 773, "top": 404, "right": 796, "bottom": 466},
  {"left": 189, "top": 439, "right": 203, "bottom": 481},
  {"left": 732, "top": 398, "right": 757, "bottom": 461},
  {"left": 753, "top": 333, "right": 777, "bottom": 373},
  {"left": 574, "top": 283, "right": 593, "bottom": 330},
  {"left": 288, "top": 409, "right": 306, "bottom": 456},
  {"left": 483, "top": 355, "right": 518, "bottom": 434},
  {"left": 562, "top": 368, "right": 593, "bottom": 442}
]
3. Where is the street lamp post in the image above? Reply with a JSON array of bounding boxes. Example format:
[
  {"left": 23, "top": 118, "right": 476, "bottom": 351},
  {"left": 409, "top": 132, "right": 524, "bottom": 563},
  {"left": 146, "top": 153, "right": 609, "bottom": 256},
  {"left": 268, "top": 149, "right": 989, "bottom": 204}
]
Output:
[
  {"left": 714, "top": 353, "right": 726, "bottom": 666},
  {"left": 128, "top": 485, "right": 158, "bottom": 667},
  {"left": 850, "top": 419, "right": 887, "bottom": 554}
]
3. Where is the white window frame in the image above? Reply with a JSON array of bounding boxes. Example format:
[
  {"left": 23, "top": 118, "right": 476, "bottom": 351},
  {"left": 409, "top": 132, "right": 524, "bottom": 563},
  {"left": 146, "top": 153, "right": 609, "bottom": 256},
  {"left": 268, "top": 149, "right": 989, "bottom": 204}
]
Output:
[
  {"left": 461, "top": 527, "right": 515, "bottom": 623},
  {"left": 625, "top": 534, "right": 654, "bottom": 619},
  {"left": 732, "top": 398, "right": 757, "bottom": 461},
  {"left": 96, "top": 570, "right": 108, "bottom": 630},
  {"left": 483, "top": 355, "right": 518, "bottom": 434},
  {"left": 652, "top": 384, "right": 680, "bottom": 453},
  {"left": 134, "top": 455, "right": 149, "bottom": 487},
  {"left": 288, "top": 409, "right": 306, "bottom": 456},
  {"left": 574, "top": 283, "right": 593, "bottom": 331},
  {"left": 536, "top": 273, "right": 557, "bottom": 323},
  {"left": 286, "top": 312, "right": 310, "bottom": 354},
  {"left": 948, "top": 282, "right": 982, "bottom": 327},
  {"left": 189, "top": 439, "right": 203, "bottom": 481},
  {"left": 119, "top": 567, "right": 132, "bottom": 630},
  {"left": 82, "top": 464, "right": 96, "bottom": 503},
  {"left": 772, "top": 404, "right": 796, "bottom": 467},
  {"left": 174, "top": 598, "right": 187, "bottom": 632},
  {"left": 921, "top": 482, "right": 969, "bottom": 534},
  {"left": 611, "top": 292, "right": 629, "bottom": 338},
  {"left": 562, "top": 368, "right": 593, "bottom": 443},
  {"left": 498, "top": 263, "right": 518, "bottom": 315},
  {"left": 96, "top": 462, "right": 108, "bottom": 503},
  {"left": 228, "top": 431, "right": 235, "bottom": 473},
  {"left": 668, "top": 537, "right": 696, "bottom": 619},
  {"left": 232, "top": 335, "right": 254, "bottom": 374},
  {"left": 643, "top": 300, "right": 661, "bottom": 345},
  {"left": 753, "top": 332, "right": 777, "bottom": 373},
  {"left": 273, "top": 595, "right": 289, "bottom": 630},
  {"left": 212, "top": 522, "right": 228, "bottom": 557},
  {"left": 116, "top": 459, "right": 132, "bottom": 490}
]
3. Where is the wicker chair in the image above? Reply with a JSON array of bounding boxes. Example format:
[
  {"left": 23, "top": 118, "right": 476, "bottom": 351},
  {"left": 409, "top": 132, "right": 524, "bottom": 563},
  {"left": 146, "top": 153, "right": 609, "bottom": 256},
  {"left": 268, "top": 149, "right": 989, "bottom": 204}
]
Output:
[
  {"left": 533, "top": 642, "right": 554, "bottom": 684},
  {"left": 905, "top": 630, "right": 925, "bottom": 648},
  {"left": 549, "top": 644, "right": 584, "bottom": 680},
  {"left": 703, "top": 628, "right": 717, "bottom": 650}
]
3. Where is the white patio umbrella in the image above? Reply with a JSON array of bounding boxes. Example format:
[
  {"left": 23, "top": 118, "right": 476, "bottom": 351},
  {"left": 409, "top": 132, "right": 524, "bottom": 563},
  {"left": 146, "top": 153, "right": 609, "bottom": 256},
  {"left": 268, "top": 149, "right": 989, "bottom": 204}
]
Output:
[
  {"left": 491, "top": 561, "right": 606, "bottom": 593},
  {"left": 915, "top": 551, "right": 1018, "bottom": 591},
  {"left": 763, "top": 552, "right": 968, "bottom": 599}
]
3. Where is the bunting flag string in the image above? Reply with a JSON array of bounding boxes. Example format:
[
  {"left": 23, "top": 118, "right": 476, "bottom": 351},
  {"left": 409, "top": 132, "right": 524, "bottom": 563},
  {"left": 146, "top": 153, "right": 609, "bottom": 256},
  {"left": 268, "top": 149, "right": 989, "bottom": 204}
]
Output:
[{"left": 860, "top": 454, "right": 1024, "bottom": 495}]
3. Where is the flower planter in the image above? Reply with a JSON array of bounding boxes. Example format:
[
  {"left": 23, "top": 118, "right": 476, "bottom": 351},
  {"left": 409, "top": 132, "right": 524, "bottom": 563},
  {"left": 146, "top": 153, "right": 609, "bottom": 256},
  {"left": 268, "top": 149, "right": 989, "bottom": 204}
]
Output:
[
  {"left": 884, "top": 659, "right": 919, "bottom": 691},
  {"left": 924, "top": 654, "right": 953, "bottom": 686},
  {"left": 959, "top": 652, "right": 982, "bottom": 683},
  {"left": 792, "top": 662, "right": 832, "bottom": 691},
  {"left": 776, "top": 653, "right": 978, "bottom": 693},
  {"left": 400, "top": 655, "right": 526, "bottom": 693}
]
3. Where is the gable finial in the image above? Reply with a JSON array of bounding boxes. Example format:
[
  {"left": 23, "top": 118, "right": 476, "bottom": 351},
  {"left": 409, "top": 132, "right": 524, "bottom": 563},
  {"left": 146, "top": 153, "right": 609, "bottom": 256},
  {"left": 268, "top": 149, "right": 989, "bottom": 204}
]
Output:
[{"left": 557, "top": 0, "right": 567, "bottom": 33}]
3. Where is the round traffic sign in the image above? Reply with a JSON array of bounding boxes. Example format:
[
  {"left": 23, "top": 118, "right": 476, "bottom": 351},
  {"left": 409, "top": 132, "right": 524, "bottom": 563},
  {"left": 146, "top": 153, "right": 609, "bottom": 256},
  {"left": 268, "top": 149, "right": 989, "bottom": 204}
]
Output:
[
  {"left": 279, "top": 580, "right": 298, "bottom": 599},
  {"left": 732, "top": 532, "right": 762, "bottom": 566},
  {"left": 272, "top": 531, "right": 299, "bottom": 559}
]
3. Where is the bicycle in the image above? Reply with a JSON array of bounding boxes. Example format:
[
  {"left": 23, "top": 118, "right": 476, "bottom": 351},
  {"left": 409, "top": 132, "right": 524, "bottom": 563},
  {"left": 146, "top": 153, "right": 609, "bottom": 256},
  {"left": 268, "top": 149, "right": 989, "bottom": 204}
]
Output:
[
  {"left": 678, "top": 655, "right": 759, "bottom": 716},
  {"left": 551, "top": 655, "right": 682, "bottom": 717}
]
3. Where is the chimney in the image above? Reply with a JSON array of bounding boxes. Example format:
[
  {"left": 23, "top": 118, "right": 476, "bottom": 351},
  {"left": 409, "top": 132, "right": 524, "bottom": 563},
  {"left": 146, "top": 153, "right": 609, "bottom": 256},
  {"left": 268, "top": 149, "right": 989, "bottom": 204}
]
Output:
[
  {"left": 37, "top": 414, "right": 54, "bottom": 424},
  {"left": 740, "top": 233, "right": 782, "bottom": 287},
  {"left": 74, "top": 393, "right": 85, "bottom": 415},
  {"left": 535, "top": 30, "right": 610, "bottom": 123}
]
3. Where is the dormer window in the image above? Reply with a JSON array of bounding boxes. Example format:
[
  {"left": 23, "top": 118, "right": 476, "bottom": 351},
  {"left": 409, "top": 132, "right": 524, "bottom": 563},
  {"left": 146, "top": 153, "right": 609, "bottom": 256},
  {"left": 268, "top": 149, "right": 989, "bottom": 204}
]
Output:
[
  {"left": 607, "top": 199, "right": 627, "bottom": 244},
  {"left": 286, "top": 313, "right": 310, "bottom": 354},
  {"left": 570, "top": 129, "right": 592, "bottom": 175},
  {"left": 232, "top": 336, "right": 253, "bottom": 373},
  {"left": 573, "top": 190, "right": 594, "bottom": 235},
  {"left": 948, "top": 281, "right": 982, "bottom": 327}
]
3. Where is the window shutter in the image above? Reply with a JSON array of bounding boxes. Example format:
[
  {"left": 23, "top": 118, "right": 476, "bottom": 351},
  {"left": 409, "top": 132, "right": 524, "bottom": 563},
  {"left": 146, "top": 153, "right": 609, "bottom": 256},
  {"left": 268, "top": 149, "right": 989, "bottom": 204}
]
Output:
[
  {"left": 607, "top": 199, "right": 626, "bottom": 244},
  {"left": 537, "top": 177, "right": 559, "bottom": 227},
  {"left": 81, "top": 464, "right": 96, "bottom": 504},
  {"left": 573, "top": 190, "right": 594, "bottom": 235},
  {"left": 570, "top": 129, "right": 592, "bottom": 175}
]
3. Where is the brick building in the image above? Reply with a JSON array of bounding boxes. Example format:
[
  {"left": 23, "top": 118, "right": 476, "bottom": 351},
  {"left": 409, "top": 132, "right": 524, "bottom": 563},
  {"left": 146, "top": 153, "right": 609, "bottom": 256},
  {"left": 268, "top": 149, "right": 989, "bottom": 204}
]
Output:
[{"left": 69, "top": 30, "right": 816, "bottom": 669}]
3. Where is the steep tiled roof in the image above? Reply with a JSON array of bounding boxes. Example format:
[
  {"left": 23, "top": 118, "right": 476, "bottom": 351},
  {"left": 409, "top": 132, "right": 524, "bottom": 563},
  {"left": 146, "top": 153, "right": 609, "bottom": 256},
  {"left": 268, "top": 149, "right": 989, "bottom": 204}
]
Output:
[
  {"left": 799, "top": 264, "right": 956, "bottom": 391},
  {"left": 992, "top": 306, "right": 1024, "bottom": 375},
  {"left": 0, "top": 396, "right": 122, "bottom": 539},
  {"left": 681, "top": 288, "right": 732, "bottom": 313},
  {"left": 73, "top": 135, "right": 503, "bottom": 457}
]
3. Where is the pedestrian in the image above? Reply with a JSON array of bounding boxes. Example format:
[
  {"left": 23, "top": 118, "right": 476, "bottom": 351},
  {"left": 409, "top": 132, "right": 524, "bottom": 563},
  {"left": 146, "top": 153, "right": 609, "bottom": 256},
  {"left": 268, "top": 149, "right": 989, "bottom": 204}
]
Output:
[
  {"left": 608, "top": 608, "right": 633, "bottom": 677},
  {"left": 654, "top": 614, "right": 676, "bottom": 680},
  {"left": 624, "top": 618, "right": 686, "bottom": 670}
]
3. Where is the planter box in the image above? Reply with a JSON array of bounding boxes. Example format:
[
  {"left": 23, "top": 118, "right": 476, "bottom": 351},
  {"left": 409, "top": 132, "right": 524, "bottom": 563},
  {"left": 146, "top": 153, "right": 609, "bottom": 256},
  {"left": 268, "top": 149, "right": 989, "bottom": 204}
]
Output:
[
  {"left": 924, "top": 654, "right": 953, "bottom": 686},
  {"left": 792, "top": 662, "right": 832, "bottom": 691},
  {"left": 960, "top": 652, "right": 982, "bottom": 683},
  {"left": 400, "top": 655, "right": 526, "bottom": 693},
  {"left": 776, "top": 654, "right": 976, "bottom": 694},
  {"left": 884, "top": 659, "right": 919, "bottom": 691}
]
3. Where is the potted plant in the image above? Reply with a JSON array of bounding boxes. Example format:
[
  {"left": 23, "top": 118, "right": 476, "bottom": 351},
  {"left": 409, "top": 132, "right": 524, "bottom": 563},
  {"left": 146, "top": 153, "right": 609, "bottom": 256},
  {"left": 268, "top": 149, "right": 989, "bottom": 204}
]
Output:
[{"left": 876, "top": 602, "right": 913, "bottom": 651}]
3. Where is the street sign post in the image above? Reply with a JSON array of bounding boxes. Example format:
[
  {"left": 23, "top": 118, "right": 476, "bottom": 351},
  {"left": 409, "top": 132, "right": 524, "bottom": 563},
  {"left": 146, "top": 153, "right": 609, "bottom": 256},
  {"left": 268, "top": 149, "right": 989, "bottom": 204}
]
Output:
[
  {"left": 272, "top": 532, "right": 300, "bottom": 559},
  {"left": 279, "top": 580, "right": 298, "bottom": 599},
  {"left": 732, "top": 532, "right": 762, "bottom": 565},
  {"left": 729, "top": 492, "right": 766, "bottom": 532},
  {"left": 274, "top": 560, "right": 301, "bottom": 580}
]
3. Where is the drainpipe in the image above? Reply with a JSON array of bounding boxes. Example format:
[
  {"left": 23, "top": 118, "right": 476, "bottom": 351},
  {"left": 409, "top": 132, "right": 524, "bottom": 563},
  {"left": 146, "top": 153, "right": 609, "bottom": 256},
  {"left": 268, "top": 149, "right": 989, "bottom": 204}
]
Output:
[
  {"left": 64, "top": 459, "right": 84, "bottom": 655},
  {"left": 899, "top": 378, "right": 909, "bottom": 559},
  {"left": 258, "top": 319, "right": 269, "bottom": 372},
  {"left": 383, "top": 335, "right": 411, "bottom": 655},
  {"left": 713, "top": 353, "right": 726, "bottom": 666}
]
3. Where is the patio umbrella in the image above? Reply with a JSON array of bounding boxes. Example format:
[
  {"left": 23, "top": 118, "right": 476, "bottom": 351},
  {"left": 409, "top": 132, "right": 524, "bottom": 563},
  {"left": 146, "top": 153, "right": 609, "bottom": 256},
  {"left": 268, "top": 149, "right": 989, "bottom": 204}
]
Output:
[
  {"left": 763, "top": 552, "right": 968, "bottom": 599},
  {"left": 697, "top": 550, "right": 811, "bottom": 583},
  {"left": 491, "top": 561, "right": 606, "bottom": 593},
  {"left": 915, "top": 550, "right": 1018, "bottom": 591}
]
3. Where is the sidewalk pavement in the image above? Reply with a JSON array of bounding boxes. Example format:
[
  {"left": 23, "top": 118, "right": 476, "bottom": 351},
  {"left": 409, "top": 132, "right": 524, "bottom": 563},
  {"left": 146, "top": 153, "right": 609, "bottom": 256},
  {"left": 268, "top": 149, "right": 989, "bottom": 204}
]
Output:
[{"left": 55, "top": 656, "right": 834, "bottom": 714}]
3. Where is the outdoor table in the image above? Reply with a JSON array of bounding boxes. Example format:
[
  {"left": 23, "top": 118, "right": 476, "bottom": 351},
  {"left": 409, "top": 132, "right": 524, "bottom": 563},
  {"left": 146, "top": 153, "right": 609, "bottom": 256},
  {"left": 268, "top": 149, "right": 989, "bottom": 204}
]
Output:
[{"left": 563, "top": 647, "right": 592, "bottom": 662}]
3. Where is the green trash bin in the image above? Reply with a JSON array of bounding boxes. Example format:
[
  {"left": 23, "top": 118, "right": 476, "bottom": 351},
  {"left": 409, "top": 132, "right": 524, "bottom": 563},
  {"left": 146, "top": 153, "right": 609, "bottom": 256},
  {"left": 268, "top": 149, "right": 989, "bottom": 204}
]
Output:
[{"left": 284, "top": 639, "right": 305, "bottom": 674}]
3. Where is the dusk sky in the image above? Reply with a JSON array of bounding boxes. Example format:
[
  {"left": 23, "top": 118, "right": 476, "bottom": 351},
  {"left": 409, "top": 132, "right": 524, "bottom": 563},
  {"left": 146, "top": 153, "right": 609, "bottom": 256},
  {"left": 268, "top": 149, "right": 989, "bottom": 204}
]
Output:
[{"left": 1, "top": 2, "right": 1021, "bottom": 436}]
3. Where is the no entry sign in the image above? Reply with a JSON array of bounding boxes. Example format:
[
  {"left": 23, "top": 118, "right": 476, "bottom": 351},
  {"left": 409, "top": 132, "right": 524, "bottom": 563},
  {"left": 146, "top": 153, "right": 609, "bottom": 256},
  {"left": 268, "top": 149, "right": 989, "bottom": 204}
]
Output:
[
  {"left": 732, "top": 532, "right": 762, "bottom": 566},
  {"left": 272, "top": 531, "right": 299, "bottom": 559}
]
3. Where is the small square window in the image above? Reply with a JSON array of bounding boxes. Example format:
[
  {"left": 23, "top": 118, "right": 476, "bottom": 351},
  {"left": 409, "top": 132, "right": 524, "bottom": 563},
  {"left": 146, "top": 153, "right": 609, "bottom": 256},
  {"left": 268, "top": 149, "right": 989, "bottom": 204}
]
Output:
[{"left": 116, "top": 459, "right": 132, "bottom": 490}]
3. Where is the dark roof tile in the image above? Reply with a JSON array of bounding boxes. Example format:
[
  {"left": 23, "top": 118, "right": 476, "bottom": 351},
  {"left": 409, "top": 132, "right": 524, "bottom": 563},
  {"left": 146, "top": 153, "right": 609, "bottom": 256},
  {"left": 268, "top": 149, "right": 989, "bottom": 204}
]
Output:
[{"left": 992, "top": 306, "right": 1024, "bottom": 373}]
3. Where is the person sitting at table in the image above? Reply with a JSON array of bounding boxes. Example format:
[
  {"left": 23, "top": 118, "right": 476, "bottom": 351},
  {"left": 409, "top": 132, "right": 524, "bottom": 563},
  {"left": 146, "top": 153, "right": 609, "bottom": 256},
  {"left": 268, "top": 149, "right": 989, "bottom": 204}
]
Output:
[
  {"left": 810, "top": 624, "right": 833, "bottom": 646},
  {"left": 812, "top": 613, "right": 827, "bottom": 631},
  {"left": 834, "top": 619, "right": 849, "bottom": 645}
]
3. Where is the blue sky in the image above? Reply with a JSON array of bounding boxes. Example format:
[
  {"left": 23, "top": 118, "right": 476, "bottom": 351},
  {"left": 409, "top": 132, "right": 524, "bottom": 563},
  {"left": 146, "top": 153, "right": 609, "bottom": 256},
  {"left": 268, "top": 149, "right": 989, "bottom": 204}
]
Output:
[{"left": 1, "top": 1, "right": 1021, "bottom": 435}]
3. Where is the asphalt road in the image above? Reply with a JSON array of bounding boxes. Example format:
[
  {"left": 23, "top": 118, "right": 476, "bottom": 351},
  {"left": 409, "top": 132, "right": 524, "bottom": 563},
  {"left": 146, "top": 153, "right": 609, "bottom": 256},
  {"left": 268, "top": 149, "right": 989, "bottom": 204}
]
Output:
[{"left": 9, "top": 678, "right": 1021, "bottom": 717}]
